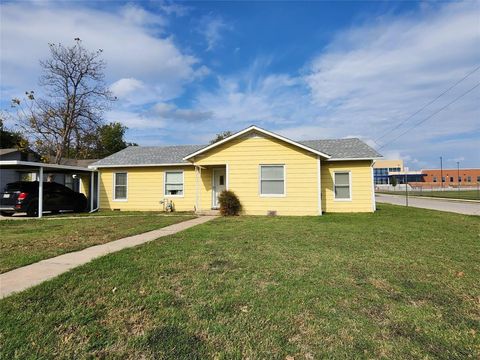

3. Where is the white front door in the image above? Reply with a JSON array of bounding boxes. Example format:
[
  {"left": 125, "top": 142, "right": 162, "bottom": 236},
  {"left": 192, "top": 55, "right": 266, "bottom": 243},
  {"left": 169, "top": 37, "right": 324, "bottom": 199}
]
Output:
[{"left": 212, "top": 168, "right": 226, "bottom": 208}]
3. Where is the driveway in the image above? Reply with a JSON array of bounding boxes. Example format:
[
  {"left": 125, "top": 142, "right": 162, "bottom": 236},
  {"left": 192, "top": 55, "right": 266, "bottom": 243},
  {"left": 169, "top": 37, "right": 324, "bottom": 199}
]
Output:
[{"left": 376, "top": 193, "right": 479, "bottom": 216}]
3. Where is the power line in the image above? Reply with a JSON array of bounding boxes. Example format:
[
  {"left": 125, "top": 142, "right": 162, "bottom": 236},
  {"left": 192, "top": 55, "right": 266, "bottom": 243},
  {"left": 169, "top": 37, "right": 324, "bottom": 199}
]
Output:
[
  {"left": 377, "top": 81, "right": 480, "bottom": 150},
  {"left": 374, "top": 64, "right": 480, "bottom": 144}
]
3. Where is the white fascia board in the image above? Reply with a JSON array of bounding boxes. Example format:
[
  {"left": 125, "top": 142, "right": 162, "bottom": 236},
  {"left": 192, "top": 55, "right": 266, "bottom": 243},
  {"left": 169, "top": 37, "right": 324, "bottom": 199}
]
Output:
[
  {"left": 88, "top": 163, "right": 193, "bottom": 170},
  {"left": 0, "top": 160, "right": 94, "bottom": 172},
  {"left": 327, "top": 157, "right": 383, "bottom": 161},
  {"left": 182, "top": 125, "right": 332, "bottom": 160}
]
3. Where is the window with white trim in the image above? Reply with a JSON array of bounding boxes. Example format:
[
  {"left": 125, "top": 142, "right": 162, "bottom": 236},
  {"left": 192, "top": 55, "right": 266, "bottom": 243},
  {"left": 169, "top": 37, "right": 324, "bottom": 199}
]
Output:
[
  {"left": 114, "top": 172, "right": 127, "bottom": 200},
  {"left": 334, "top": 172, "right": 351, "bottom": 200},
  {"left": 260, "top": 165, "right": 285, "bottom": 195},
  {"left": 165, "top": 171, "right": 184, "bottom": 196}
]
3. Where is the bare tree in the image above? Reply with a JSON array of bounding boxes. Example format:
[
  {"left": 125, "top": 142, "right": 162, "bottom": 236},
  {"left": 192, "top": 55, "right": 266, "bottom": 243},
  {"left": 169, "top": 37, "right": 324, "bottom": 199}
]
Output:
[{"left": 11, "top": 39, "right": 115, "bottom": 163}]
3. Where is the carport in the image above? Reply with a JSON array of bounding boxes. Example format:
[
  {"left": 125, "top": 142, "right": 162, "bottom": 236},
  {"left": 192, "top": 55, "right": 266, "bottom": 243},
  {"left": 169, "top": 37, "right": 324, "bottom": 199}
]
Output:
[{"left": 0, "top": 160, "right": 99, "bottom": 218}]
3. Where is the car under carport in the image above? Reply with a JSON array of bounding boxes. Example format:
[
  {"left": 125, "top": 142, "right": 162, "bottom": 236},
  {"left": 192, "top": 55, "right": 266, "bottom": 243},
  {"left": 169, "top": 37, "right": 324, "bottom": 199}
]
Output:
[{"left": 0, "top": 160, "right": 99, "bottom": 218}]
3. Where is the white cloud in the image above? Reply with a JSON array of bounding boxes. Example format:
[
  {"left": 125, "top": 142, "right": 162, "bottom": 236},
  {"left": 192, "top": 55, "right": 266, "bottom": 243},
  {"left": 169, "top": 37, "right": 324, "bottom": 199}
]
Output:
[
  {"left": 153, "top": 102, "right": 213, "bottom": 122},
  {"left": 110, "top": 78, "right": 145, "bottom": 98},
  {"left": 304, "top": 1, "right": 480, "bottom": 148},
  {"left": 105, "top": 110, "right": 165, "bottom": 130},
  {"left": 2, "top": 1, "right": 478, "bottom": 168},
  {"left": 189, "top": 1, "right": 480, "bottom": 168},
  {"left": 0, "top": 1, "right": 201, "bottom": 103},
  {"left": 198, "top": 14, "right": 232, "bottom": 51},
  {"left": 120, "top": 3, "right": 167, "bottom": 27},
  {"left": 156, "top": 1, "right": 191, "bottom": 17}
]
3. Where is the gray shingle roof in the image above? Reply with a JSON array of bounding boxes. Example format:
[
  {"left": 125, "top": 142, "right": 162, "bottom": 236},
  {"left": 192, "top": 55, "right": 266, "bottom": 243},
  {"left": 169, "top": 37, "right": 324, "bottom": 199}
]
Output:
[
  {"left": 90, "top": 138, "right": 381, "bottom": 167},
  {"left": 299, "top": 138, "right": 382, "bottom": 159},
  {"left": 91, "top": 145, "right": 204, "bottom": 167}
]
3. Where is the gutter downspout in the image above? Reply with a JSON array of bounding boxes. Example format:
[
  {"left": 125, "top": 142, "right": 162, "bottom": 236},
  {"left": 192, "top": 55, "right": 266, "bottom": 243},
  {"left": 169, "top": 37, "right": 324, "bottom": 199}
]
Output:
[
  {"left": 194, "top": 164, "right": 199, "bottom": 213},
  {"left": 371, "top": 160, "right": 376, "bottom": 212},
  {"left": 38, "top": 166, "right": 43, "bottom": 218},
  {"left": 317, "top": 156, "right": 322, "bottom": 215}
]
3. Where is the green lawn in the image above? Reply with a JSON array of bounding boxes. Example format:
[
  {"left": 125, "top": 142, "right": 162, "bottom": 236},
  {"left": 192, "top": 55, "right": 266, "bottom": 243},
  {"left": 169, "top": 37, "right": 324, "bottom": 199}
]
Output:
[
  {"left": 1, "top": 204, "right": 478, "bottom": 358},
  {"left": 51, "top": 210, "right": 195, "bottom": 217},
  {"left": 0, "top": 214, "right": 194, "bottom": 273},
  {"left": 378, "top": 190, "right": 480, "bottom": 200}
]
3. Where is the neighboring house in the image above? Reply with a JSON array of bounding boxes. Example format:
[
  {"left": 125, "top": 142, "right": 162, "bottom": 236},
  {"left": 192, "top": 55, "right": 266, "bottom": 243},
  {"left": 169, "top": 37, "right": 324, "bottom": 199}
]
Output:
[
  {"left": 90, "top": 126, "right": 382, "bottom": 215},
  {"left": 0, "top": 148, "right": 40, "bottom": 190}
]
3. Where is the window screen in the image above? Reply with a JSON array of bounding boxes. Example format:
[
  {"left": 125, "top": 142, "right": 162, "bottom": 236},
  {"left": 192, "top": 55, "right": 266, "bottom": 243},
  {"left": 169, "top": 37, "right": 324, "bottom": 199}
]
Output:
[
  {"left": 334, "top": 172, "right": 351, "bottom": 200},
  {"left": 165, "top": 171, "right": 184, "bottom": 196},
  {"left": 114, "top": 173, "right": 127, "bottom": 200},
  {"left": 260, "top": 165, "right": 285, "bottom": 195}
]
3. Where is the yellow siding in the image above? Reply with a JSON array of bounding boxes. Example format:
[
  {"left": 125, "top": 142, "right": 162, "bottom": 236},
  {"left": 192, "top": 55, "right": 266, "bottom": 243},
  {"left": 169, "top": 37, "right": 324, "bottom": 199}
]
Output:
[
  {"left": 99, "top": 166, "right": 197, "bottom": 212},
  {"left": 79, "top": 176, "right": 90, "bottom": 198},
  {"left": 322, "top": 160, "right": 374, "bottom": 212},
  {"left": 193, "top": 133, "right": 319, "bottom": 215},
  {"left": 97, "top": 134, "right": 375, "bottom": 215}
]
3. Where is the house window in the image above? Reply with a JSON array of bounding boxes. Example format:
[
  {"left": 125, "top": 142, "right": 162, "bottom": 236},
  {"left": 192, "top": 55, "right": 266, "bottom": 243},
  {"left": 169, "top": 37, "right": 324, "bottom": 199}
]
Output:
[
  {"left": 334, "top": 172, "right": 351, "bottom": 200},
  {"left": 477, "top": 176, "right": 480, "bottom": 182},
  {"left": 65, "top": 175, "right": 74, "bottom": 190},
  {"left": 442, "top": 176, "right": 446, "bottom": 183},
  {"left": 450, "top": 176, "right": 454, "bottom": 182},
  {"left": 458, "top": 177, "right": 462, "bottom": 182},
  {"left": 114, "top": 172, "right": 127, "bottom": 200},
  {"left": 260, "top": 165, "right": 285, "bottom": 196},
  {"left": 433, "top": 176, "right": 437, "bottom": 182},
  {"left": 467, "top": 176, "right": 472, "bottom": 182},
  {"left": 165, "top": 171, "right": 184, "bottom": 196}
]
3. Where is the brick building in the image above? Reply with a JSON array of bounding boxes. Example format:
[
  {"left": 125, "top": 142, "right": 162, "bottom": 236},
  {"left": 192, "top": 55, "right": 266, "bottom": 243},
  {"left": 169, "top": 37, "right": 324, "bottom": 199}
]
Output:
[{"left": 413, "top": 168, "right": 480, "bottom": 188}]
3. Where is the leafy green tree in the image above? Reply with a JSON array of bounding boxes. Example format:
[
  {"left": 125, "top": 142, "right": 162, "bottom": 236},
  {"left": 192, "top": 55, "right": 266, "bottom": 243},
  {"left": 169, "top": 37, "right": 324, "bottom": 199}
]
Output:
[
  {"left": 74, "top": 122, "right": 137, "bottom": 159},
  {"left": 0, "top": 118, "right": 29, "bottom": 149},
  {"left": 390, "top": 175, "right": 398, "bottom": 189},
  {"left": 209, "top": 131, "right": 233, "bottom": 144}
]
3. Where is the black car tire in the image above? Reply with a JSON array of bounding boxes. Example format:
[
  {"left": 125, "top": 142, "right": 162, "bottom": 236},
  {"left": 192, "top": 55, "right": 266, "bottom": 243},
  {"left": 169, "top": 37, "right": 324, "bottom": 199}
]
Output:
[
  {"left": 26, "top": 202, "right": 39, "bottom": 217},
  {"left": 0, "top": 211, "right": 14, "bottom": 217},
  {"left": 74, "top": 198, "right": 87, "bottom": 213}
]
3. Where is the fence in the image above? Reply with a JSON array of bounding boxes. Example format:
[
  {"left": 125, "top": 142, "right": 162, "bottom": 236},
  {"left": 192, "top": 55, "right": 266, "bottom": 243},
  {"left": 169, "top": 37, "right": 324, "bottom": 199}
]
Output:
[{"left": 375, "top": 183, "right": 480, "bottom": 201}]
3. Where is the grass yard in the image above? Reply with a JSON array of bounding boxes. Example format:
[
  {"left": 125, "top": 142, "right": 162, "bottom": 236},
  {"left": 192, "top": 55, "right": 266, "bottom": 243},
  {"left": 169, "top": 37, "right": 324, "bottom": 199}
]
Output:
[
  {"left": 0, "top": 214, "right": 195, "bottom": 273},
  {"left": 52, "top": 210, "right": 195, "bottom": 217},
  {"left": 0, "top": 204, "right": 479, "bottom": 359},
  {"left": 378, "top": 190, "right": 480, "bottom": 201}
]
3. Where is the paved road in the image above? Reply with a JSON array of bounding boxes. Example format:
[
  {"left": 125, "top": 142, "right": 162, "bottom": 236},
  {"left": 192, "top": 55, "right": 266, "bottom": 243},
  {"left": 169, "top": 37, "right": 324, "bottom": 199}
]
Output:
[{"left": 376, "top": 194, "right": 479, "bottom": 216}]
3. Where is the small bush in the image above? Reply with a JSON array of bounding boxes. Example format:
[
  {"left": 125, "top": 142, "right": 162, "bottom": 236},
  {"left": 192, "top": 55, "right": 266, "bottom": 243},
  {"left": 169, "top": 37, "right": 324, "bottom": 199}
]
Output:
[{"left": 218, "top": 190, "right": 242, "bottom": 216}]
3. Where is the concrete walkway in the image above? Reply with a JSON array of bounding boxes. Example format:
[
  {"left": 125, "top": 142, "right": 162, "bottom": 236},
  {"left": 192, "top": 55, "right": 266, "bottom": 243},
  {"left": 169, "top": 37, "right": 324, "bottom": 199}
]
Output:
[
  {"left": 0, "top": 216, "right": 216, "bottom": 299},
  {"left": 376, "top": 194, "right": 480, "bottom": 216}
]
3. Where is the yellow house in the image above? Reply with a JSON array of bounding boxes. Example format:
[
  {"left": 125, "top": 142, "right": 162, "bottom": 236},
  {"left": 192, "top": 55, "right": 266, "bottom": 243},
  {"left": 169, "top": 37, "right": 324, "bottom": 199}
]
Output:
[{"left": 89, "top": 126, "right": 382, "bottom": 215}]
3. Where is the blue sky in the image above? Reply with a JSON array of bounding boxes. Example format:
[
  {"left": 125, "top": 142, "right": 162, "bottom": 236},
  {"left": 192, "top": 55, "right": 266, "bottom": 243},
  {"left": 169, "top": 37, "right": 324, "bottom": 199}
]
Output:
[{"left": 1, "top": 0, "right": 479, "bottom": 169}]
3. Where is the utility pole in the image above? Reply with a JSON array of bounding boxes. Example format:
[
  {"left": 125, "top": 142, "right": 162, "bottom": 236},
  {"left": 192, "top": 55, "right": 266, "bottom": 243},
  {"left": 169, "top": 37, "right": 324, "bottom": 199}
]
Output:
[
  {"left": 457, "top": 161, "right": 460, "bottom": 191},
  {"left": 405, "top": 172, "right": 408, "bottom": 207},
  {"left": 440, "top": 156, "right": 443, "bottom": 191}
]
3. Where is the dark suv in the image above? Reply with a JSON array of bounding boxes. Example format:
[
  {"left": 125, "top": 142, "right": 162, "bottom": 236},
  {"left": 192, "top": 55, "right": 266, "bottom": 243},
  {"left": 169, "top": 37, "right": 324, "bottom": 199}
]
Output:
[{"left": 0, "top": 181, "right": 88, "bottom": 217}]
